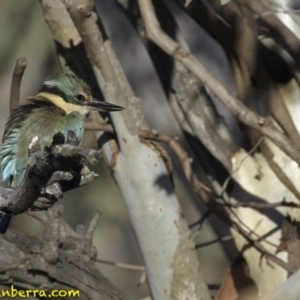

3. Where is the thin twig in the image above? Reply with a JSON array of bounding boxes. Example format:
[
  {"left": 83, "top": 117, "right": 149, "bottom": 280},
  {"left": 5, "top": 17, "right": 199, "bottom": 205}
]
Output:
[
  {"left": 95, "top": 259, "right": 145, "bottom": 271},
  {"left": 189, "top": 210, "right": 211, "bottom": 229},
  {"left": 190, "top": 210, "right": 212, "bottom": 239},
  {"left": 220, "top": 137, "right": 265, "bottom": 197},
  {"left": 218, "top": 199, "right": 300, "bottom": 210},
  {"left": 262, "top": 9, "right": 300, "bottom": 17},
  {"left": 195, "top": 235, "right": 232, "bottom": 249},
  {"left": 227, "top": 203, "right": 288, "bottom": 260},
  {"left": 230, "top": 219, "right": 288, "bottom": 270},
  {"left": 9, "top": 57, "right": 27, "bottom": 114},
  {"left": 86, "top": 210, "right": 102, "bottom": 240}
]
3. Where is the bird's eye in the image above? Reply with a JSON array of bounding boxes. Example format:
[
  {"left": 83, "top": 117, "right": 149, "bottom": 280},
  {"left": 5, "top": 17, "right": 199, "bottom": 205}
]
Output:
[{"left": 76, "top": 94, "right": 85, "bottom": 102}]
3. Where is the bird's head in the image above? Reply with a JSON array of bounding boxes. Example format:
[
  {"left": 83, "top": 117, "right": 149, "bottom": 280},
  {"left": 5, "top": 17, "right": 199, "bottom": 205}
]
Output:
[{"left": 35, "top": 73, "right": 123, "bottom": 115}]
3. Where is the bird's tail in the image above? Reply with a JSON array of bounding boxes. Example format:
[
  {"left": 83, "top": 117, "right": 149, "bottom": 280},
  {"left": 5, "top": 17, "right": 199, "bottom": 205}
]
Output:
[{"left": 0, "top": 214, "right": 12, "bottom": 233}]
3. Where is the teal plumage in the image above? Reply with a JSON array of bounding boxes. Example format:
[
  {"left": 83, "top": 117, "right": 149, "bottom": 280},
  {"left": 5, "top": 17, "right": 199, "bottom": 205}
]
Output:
[
  {"left": 0, "top": 73, "right": 123, "bottom": 233},
  {"left": 1, "top": 102, "right": 84, "bottom": 187}
]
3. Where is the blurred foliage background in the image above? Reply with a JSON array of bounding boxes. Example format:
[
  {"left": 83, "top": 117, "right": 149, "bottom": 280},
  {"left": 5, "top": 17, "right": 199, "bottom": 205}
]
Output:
[{"left": 0, "top": 1, "right": 236, "bottom": 298}]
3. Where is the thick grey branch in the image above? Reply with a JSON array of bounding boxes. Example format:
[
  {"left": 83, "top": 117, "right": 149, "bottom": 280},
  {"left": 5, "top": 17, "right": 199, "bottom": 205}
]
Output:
[{"left": 0, "top": 204, "right": 124, "bottom": 300}]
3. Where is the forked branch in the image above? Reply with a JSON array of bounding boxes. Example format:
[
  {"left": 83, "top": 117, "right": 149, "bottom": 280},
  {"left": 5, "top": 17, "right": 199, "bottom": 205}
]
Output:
[{"left": 137, "top": 0, "right": 300, "bottom": 165}]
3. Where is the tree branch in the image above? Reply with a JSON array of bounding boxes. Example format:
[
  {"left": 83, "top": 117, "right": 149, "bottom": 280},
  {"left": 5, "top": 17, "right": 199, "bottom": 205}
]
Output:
[
  {"left": 0, "top": 134, "right": 101, "bottom": 217},
  {"left": 117, "top": 0, "right": 237, "bottom": 172},
  {"left": 9, "top": 57, "right": 27, "bottom": 113},
  {"left": 237, "top": 0, "right": 300, "bottom": 67},
  {"left": 85, "top": 121, "right": 290, "bottom": 271},
  {"left": 137, "top": 0, "right": 300, "bottom": 165},
  {"left": 0, "top": 204, "right": 124, "bottom": 300},
  {"left": 62, "top": 1, "right": 211, "bottom": 299}
]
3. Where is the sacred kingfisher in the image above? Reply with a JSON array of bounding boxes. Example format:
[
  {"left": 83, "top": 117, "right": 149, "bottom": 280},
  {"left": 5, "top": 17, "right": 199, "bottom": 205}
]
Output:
[{"left": 0, "top": 73, "right": 123, "bottom": 233}]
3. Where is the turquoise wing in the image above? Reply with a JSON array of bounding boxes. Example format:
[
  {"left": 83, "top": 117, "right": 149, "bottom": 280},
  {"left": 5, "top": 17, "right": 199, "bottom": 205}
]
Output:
[
  {"left": 1, "top": 128, "right": 23, "bottom": 186},
  {"left": 0, "top": 103, "right": 41, "bottom": 187},
  {"left": 1, "top": 105, "right": 84, "bottom": 187}
]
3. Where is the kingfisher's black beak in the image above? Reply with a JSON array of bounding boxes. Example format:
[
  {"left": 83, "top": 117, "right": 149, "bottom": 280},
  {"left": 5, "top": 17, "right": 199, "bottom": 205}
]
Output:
[{"left": 84, "top": 99, "right": 124, "bottom": 112}]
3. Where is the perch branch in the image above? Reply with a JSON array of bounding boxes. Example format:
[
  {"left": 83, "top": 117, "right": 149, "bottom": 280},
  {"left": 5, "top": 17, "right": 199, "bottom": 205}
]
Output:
[
  {"left": 28, "top": 165, "right": 98, "bottom": 211},
  {"left": 0, "top": 134, "right": 101, "bottom": 217}
]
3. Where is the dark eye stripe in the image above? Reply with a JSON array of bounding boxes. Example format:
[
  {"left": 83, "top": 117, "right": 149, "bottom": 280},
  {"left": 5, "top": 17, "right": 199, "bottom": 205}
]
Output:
[{"left": 76, "top": 94, "right": 85, "bottom": 102}]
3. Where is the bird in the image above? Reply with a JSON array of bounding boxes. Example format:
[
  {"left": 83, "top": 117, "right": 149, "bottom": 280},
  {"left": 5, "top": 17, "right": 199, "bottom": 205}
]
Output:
[{"left": 0, "top": 73, "right": 123, "bottom": 233}]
